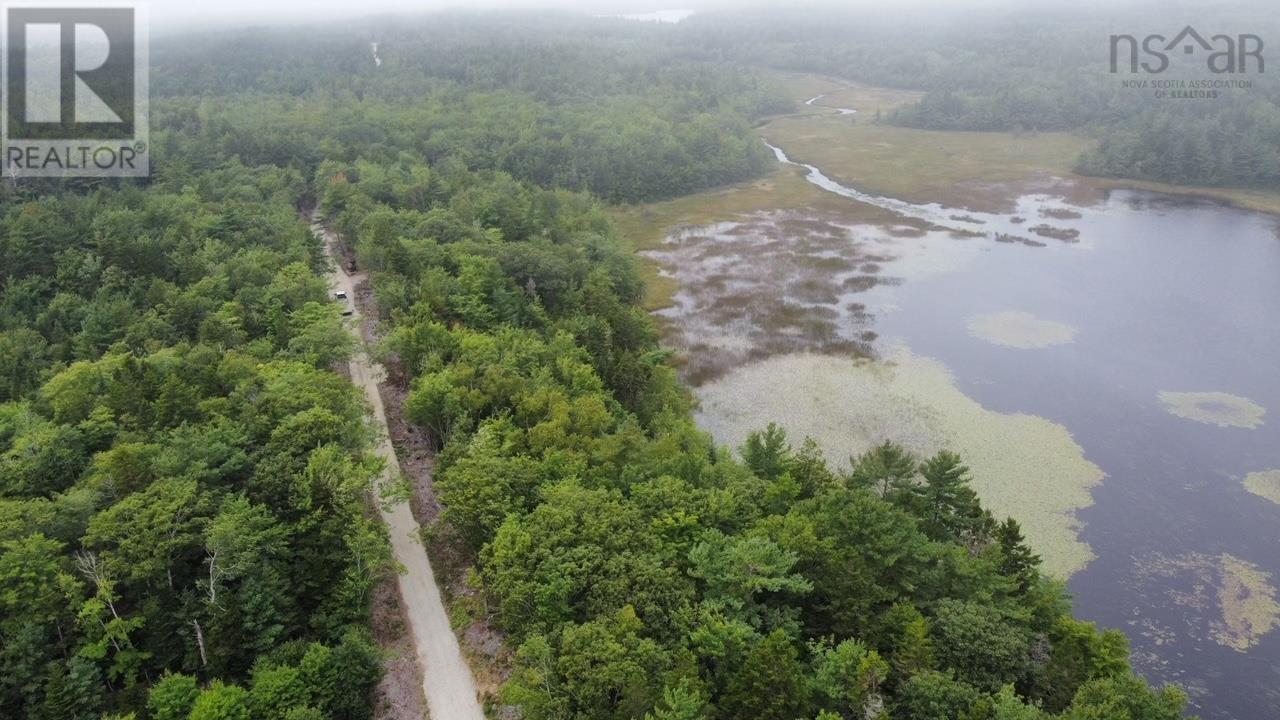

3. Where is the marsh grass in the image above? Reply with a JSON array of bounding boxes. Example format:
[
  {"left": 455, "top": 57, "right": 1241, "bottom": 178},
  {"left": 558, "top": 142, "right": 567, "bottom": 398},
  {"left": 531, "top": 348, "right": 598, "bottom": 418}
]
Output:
[
  {"left": 758, "top": 72, "right": 1280, "bottom": 217},
  {"left": 758, "top": 69, "right": 923, "bottom": 114},
  {"left": 643, "top": 210, "right": 915, "bottom": 383},
  {"left": 611, "top": 166, "right": 916, "bottom": 310},
  {"left": 761, "top": 115, "right": 1092, "bottom": 212},
  {"left": 1028, "top": 224, "right": 1081, "bottom": 242},
  {"left": 1040, "top": 207, "right": 1084, "bottom": 220},
  {"left": 993, "top": 233, "right": 1046, "bottom": 247}
]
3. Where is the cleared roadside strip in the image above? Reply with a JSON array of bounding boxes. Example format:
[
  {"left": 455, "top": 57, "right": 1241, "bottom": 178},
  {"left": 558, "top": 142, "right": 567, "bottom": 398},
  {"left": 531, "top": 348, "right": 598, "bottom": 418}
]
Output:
[{"left": 315, "top": 215, "right": 485, "bottom": 720}]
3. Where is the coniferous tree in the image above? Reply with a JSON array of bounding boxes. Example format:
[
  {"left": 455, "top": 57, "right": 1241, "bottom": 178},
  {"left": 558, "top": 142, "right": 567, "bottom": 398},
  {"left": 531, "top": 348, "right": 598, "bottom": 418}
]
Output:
[{"left": 995, "top": 518, "right": 1041, "bottom": 593}]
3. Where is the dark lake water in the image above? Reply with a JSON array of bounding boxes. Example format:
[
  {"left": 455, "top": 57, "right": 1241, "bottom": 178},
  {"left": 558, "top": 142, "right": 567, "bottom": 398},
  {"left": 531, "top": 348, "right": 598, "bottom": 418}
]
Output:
[
  {"left": 866, "top": 189, "right": 1280, "bottom": 719},
  {"left": 834, "top": 188, "right": 1274, "bottom": 712},
  {"left": 766, "top": 142, "right": 1280, "bottom": 718}
]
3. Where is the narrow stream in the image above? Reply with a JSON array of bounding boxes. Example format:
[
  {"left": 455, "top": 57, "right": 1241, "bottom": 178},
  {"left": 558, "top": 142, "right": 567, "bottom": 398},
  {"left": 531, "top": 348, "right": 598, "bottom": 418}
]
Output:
[
  {"left": 767, "top": 140, "right": 1060, "bottom": 241},
  {"left": 804, "top": 93, "right": 858, "bottom": 115}
]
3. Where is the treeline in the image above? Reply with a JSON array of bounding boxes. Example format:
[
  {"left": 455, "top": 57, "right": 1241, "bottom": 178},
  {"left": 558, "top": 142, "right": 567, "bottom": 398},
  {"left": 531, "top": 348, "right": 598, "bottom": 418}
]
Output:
[
  {"left": 321, "top": 154, "right": 1194, "bottom": 720},
  {"left": 149, "top": 12, "right": 786, "bottom": 203},
  {"left": 0, "top": 164, "right": 390, "bottom": 717},
  {"left": 1076, "top": 99, "right": 1280, "bottom": 188},
  {"left": 674, "top": 7, "right": 1127, "bottom": 131},
  {"left": 678, "top": 2, "right": 1280, "bottom": 190}
]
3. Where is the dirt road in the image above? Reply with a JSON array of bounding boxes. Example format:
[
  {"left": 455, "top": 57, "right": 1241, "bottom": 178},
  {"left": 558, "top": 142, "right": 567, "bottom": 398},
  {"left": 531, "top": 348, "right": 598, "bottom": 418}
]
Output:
[{"left": 316, "top": 217, "right": 485, "bottom": 720}]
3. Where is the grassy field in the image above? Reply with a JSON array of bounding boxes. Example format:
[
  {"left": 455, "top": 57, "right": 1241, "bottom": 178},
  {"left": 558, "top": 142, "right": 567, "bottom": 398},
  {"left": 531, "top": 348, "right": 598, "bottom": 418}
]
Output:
[
  {"left": 765, "top": 109, "right": 1280, "bottom": 215},
  {"left": 758, "top": 70, "right": 922, "bottom": 115},
  {"left": 752, "top": 70, "right": 1084, "bottom": 213},
  {"left": 758, "top": 70, "right": 1280, "bottom": 215},
  {"left": 763, "top": 114, "right": 1093, "bottom": 211}
]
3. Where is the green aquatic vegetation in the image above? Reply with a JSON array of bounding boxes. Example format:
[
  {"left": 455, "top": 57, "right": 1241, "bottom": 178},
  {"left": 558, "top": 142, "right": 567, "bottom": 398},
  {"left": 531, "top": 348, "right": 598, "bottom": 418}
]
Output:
[
  {"left": 692, "top": 347, "right": 1103, "bottom": 577},
  {"left": 1135, "top": 552, "right": 1280, "bottom": 652},
  {"left": 1218, "top": 555, "right": 1280, "bottom": 652},
  {"left": 966, "top": 311, "right": 1078, "bottom": 349},
  {"left": 1243, "top": 470, "right": 1280, "bottom": 505},
  {"left": 1158, "top": 391, "right": 1266, "bottom": 429}
]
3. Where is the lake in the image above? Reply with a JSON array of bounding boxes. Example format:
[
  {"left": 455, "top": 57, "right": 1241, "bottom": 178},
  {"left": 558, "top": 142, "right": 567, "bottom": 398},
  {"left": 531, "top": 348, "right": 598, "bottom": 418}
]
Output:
[{"left": 647, "top": 145, "right": 1280, "bottom": 719}]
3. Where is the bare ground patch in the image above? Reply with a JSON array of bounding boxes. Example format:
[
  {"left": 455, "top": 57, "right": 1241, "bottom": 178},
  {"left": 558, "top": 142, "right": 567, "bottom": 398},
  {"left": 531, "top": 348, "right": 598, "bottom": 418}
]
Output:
[{"left": 370, "top": 563, "right": 429, "bottom": 720}]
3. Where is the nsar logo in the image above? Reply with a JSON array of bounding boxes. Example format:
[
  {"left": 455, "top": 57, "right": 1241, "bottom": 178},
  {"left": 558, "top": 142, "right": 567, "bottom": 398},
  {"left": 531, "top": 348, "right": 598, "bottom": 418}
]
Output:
[{"left": 1110, "top": 25, "right": 1264, "bottom": 74}]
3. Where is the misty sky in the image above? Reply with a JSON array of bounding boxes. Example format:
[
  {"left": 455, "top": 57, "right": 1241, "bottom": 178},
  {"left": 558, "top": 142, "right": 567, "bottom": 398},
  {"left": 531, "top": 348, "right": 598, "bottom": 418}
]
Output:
[
  {"left": 145, "top": 0, "right": 1085, "bottom": 34},
  {"left": 149, "top": 0, "right": 711, "bottom": 32}
]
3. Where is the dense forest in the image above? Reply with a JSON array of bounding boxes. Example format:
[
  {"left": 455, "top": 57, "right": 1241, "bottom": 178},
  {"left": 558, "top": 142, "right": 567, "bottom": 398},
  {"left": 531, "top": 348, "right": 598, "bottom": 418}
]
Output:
[
  {"left": 0, "top": 164, "right": 390, "bottom": 719},
  {"left": 0, "top": 13, "right": 783, "bottom": 720},
  {"left": 1, "top": 10, "right": 1200, "bottom": 720},
  {"left": 151, "top": 14, "right": 785, "bottom": 203},
  {"left": 677, "top": 2, "right": 1280, "bottom": 190}
]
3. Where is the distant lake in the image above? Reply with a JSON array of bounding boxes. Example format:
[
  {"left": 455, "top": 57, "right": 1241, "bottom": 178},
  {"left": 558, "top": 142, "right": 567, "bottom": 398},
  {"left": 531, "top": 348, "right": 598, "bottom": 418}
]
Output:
[{"left": 601, "top": 9, "right": 696, "bottom": 23}]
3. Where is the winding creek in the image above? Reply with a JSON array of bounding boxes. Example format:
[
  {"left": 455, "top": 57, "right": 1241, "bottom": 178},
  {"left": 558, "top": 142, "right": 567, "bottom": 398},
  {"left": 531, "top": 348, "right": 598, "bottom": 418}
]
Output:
[
  {"left": 648, "top": 134, "right": 1280, "bottom": 719},
  {"left": 804, "top": 94, "right": 859, "bottom": 115}
]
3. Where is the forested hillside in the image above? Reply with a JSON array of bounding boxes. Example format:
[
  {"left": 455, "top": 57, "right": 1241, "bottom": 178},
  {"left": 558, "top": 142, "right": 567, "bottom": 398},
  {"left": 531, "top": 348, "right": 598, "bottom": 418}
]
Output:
[
  {"left": 1, "top": 10, "right": 1197, "bottom": 720},
  {"left": 152, "top": 12, "right": 785, "bottom": 203}
]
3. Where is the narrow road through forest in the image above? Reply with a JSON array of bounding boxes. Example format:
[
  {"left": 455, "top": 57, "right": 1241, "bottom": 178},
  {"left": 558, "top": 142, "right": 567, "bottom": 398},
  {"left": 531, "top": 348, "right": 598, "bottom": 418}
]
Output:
[{"left": 314, "top": 214, "right": 485, "bottom": 720}]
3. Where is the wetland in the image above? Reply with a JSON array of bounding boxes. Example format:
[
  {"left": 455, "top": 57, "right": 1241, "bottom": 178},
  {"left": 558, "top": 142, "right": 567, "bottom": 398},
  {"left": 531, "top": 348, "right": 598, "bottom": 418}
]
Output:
[{"left": 623, "top": 76, "right": 1280, "bottom": 719}]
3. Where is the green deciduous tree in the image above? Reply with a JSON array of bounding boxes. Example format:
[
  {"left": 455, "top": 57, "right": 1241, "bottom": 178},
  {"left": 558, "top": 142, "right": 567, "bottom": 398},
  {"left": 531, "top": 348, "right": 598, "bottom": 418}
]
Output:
[
  {"left": 84, "top": 477, "right": 207, "bottom": 590},
  {"left": 895, "top": 670, "right": 981, "bottom": 720},
  {"left": 810, "top": 637, "right": 890, "bottom": 718},
  {"left": 189, "top": 681, "right": 252, "bottom": 720},
  {"left": 1064, "top": 673, "right": 1188, "bottom": 720},
  {"left": 932, "top": 600, "right": 1033, "bottom": 692},
  {"left": 147, "top": 672, "right": 200, "bottom": 720}
]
